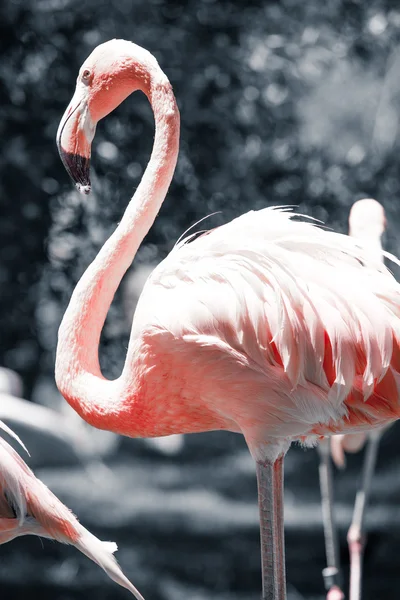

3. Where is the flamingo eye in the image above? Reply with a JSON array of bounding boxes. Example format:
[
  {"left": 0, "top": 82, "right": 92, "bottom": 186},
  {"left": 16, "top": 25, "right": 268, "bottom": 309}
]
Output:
[{"left": 82, "top": 69, "right": 92, "bottom": 83}]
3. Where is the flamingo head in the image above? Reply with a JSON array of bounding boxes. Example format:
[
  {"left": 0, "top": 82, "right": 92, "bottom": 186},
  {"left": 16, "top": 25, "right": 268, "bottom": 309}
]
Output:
[
  {"left": 56, "top": 39, "right": 160, "bottom": 194},
  {"left": 348, "top": 198, "right": 386, "bottom": 241}
]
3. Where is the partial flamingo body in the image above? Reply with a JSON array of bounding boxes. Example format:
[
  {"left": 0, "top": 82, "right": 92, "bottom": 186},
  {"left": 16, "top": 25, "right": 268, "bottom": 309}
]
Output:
[
  {"left": 0, "top": 367, "right": 23, "bottom": 398},
  {"left": 0, "top": 367, "right": 142, "bottom": 597},
  {"left": 330, "top": 198, "right": 388, "bottom": 470},
  {"left": 319, "top": 198, "right": 391, "bottom": 600},
  {"left": 0, "top": 433, "right": 144, "bottom": 599},
  {"left": 0, "top": 390, "right": 90, "bottom": 465},
  {"left": 55, "top": 39, "right": 400, "bottom": 599}
]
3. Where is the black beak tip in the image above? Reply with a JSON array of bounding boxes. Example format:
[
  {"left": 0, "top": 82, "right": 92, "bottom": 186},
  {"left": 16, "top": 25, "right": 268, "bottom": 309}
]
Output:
[{"left": 58, "top": 146, "right": 91, "bottom": 193}]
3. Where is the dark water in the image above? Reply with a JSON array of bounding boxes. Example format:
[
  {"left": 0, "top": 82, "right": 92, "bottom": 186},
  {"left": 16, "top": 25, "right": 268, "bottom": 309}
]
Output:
[{"left": 2, "top": 426, "right": 400, "bottom": 600}]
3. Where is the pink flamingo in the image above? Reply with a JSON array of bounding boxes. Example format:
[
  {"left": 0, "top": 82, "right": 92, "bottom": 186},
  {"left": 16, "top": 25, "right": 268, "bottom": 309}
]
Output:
[
  {"left": 55, "top": 39, "right": 400, "bottom": 600},
  {"left": 0, "top": 421, "right": 143, "bottom": 597},
  {"left": 318, "top": 199, "right": 389, "bottom": 600},
  {"left": 330, "top": 199, "right": 387, "bottom": 472},
  {"left": 0, "top": 369, "right": 142, "bottom": 596}
]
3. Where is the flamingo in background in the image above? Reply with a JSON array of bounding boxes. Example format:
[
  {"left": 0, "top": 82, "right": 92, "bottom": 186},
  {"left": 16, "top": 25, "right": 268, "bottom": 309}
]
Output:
[
  {"left": 330, "top": 198, "right": 387, "bottom": 471},
  {"left": 318, "top": 198, "right": 391, "bottom": 600},
  {"left": 0, "top": 366, "right": 117, "bottom": 467},
  {"left": 0, "top": 367, "right": 23, "bottom": 398},
  {"left": 0, "top": 366, "right": 92, "bottom": 465},
  {"left": 55, "top": 39, "right": 400, "bottom": 600}
]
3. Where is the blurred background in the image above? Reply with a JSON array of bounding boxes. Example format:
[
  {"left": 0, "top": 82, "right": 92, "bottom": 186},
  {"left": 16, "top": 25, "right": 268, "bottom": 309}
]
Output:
[{"left": 2, "top": 0, "right": 400, "bottom": 598}]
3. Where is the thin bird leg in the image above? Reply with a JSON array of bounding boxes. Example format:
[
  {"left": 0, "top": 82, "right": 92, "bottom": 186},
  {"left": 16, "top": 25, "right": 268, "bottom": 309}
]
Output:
[
  {"left": 348, "top": 429, "right": 382, "bottom": 600},
  {"left": 256, "top": 455, "right": 286, "bottom": 600},
  {"left": 317, "top": 439, "right": 344, "bottom": 600}
]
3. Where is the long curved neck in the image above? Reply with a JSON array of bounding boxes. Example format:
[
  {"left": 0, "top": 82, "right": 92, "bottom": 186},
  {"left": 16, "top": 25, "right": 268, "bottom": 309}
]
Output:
[{"left": 55, "top": 72, "right": 180, "bottom": 427}]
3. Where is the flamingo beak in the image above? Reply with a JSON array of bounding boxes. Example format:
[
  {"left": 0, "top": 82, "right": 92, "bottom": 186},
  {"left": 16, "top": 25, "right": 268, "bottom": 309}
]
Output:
[{"left": 56, "top": 88, "right": 96, "bottom": 195}]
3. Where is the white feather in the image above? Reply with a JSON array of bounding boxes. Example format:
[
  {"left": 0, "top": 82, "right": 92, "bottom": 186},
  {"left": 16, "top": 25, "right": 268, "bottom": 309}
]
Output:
[{"left": 132, "top": 207, "right": 400, "bottom": 443}]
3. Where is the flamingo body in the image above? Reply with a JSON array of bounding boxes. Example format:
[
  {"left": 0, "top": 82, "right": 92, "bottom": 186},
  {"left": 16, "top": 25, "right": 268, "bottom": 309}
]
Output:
[
  {"left": 55, "top": 39, "right": 400, "bottom": 598},
  {"left": 58, "top": 201, "right": 400, "bottom": 459},
  {"left": 130, "top": 207, "right": 400, "bottom": 452}
]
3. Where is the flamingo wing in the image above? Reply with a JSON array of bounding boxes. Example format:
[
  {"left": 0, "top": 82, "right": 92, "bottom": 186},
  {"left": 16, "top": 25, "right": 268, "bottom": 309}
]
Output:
[{"left": 132, "top": 208, "right": 400, "bottom": 444}]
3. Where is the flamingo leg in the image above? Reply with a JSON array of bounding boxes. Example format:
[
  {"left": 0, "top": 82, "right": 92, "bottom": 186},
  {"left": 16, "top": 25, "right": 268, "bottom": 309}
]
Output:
[
  {"left": 256, "top": 455, "right": 286, "bottom": 600},
  {"left": 317, "top": 440, "right": 344, "bottom": 600},
  {"left": 348, "top": 429, "right": 382, "bottom": 600}
]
